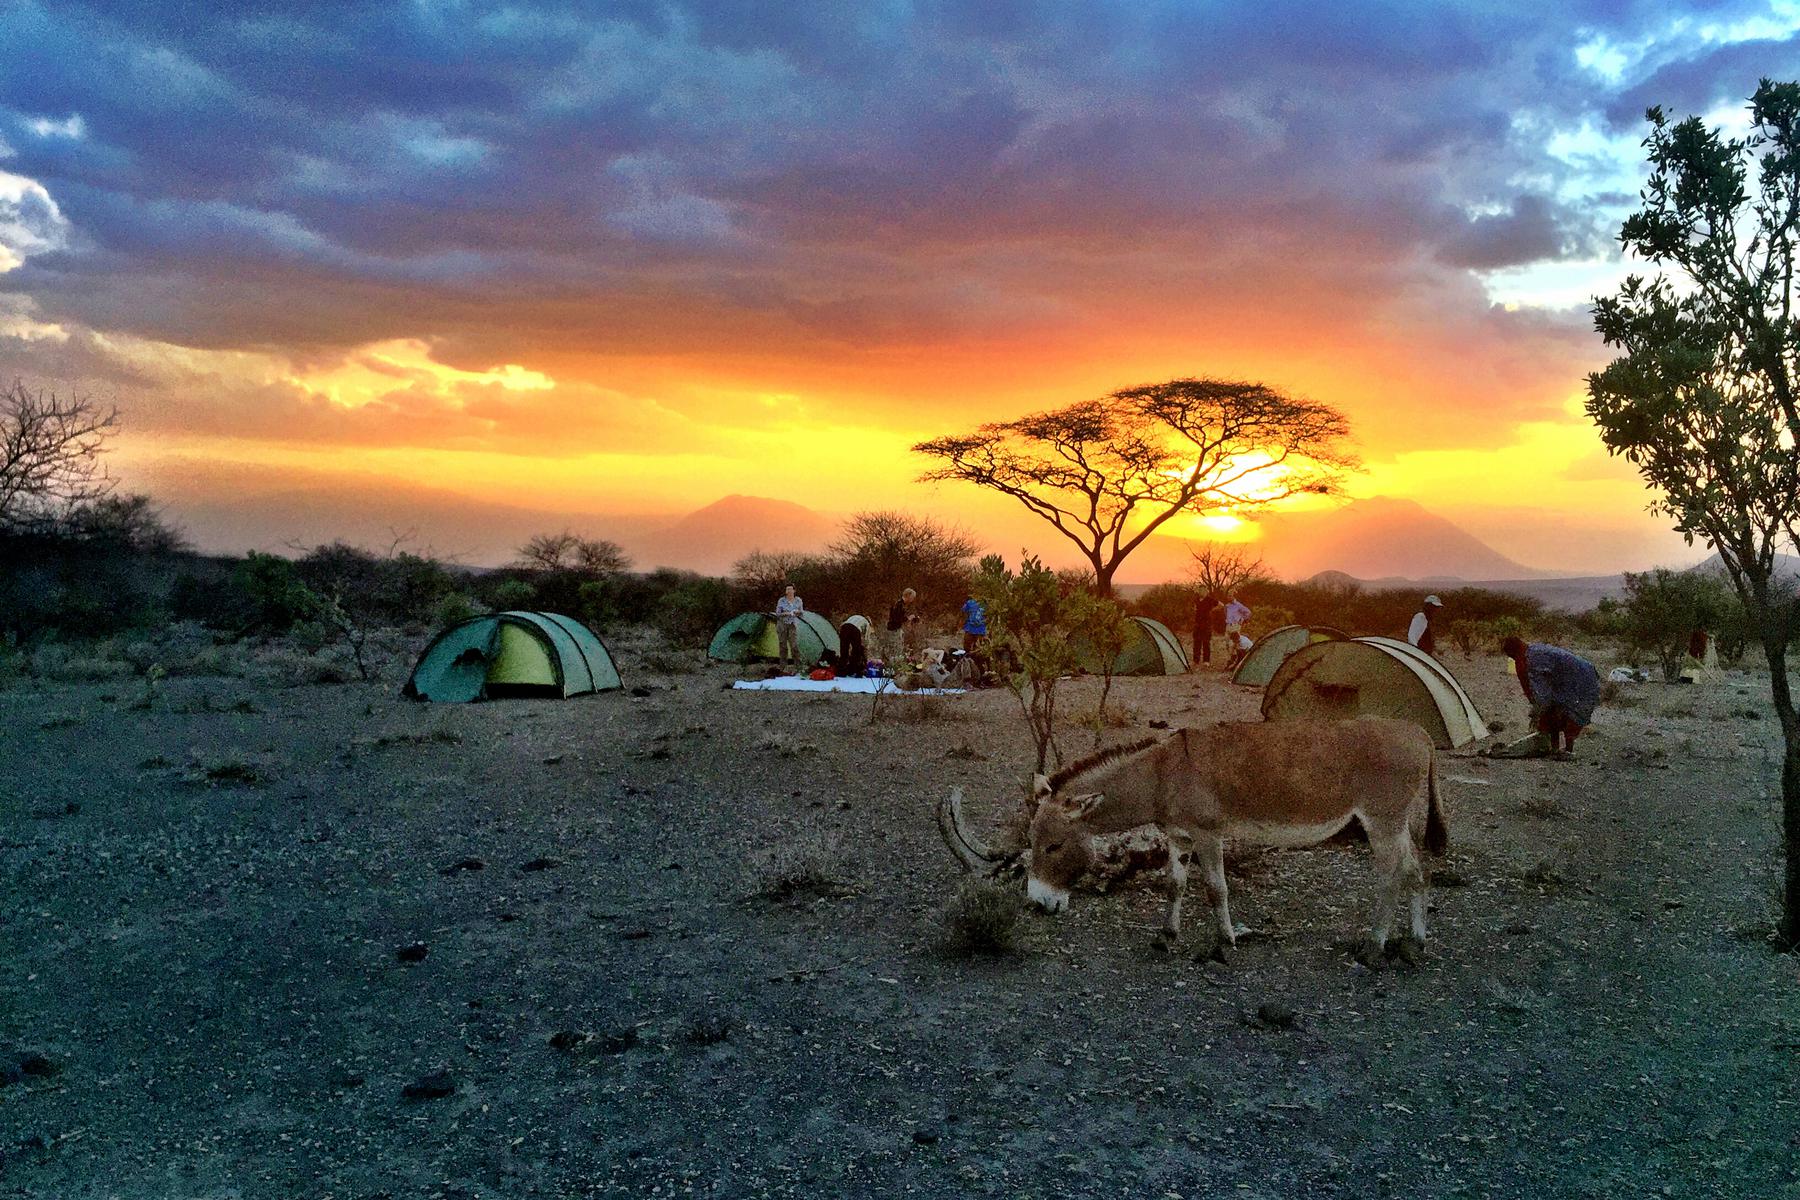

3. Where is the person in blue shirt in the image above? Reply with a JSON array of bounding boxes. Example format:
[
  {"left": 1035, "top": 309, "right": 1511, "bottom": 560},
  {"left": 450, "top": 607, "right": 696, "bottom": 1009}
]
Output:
[{"left": 959, "top": 594, "right": 987, "bottom": 655}]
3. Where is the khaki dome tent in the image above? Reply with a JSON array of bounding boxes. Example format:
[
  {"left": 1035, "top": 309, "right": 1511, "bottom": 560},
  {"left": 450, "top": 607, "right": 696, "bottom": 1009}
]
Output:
[
  {"left": 1261, "top": 635, "right": 1487, "bottom": 748},
  {"left": 1080, "top": 615, "right": 1190, "bottom": 676},
  {"left": 1232, "top": 624, "right": 1349, "bottom": 687},
  {"left": 708, "top": 610, "right": 840, "bottom": 664},
  {"left": 405, "top": 611, "right": 621, "bottom": 703}
]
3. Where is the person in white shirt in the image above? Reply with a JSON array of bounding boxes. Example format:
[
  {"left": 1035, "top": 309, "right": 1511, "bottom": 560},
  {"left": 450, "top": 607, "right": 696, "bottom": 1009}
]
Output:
[
  {"left": 773, "top": 585, "right": 806, "bottom": 672},
  {"left": 1407, "top": 595, "right": 1443, "bottom": 656}
]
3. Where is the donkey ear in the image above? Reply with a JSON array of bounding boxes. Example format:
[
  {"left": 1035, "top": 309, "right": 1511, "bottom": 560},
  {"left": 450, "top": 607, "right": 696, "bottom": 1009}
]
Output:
[
  {"left": 1066, "top": 791, "right": 1106, "bottom": 819},
  {"left": 1030, "top": 773, "right": 1052, "bottom": 799}
]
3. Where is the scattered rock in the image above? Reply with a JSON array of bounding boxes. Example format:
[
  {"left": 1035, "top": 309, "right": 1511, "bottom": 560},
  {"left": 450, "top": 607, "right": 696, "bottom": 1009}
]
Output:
[
  {"left": 1500, "top": 922, "right": 1533, "bottom": 936},
  {"left": 0, "top": 1064, "right": 24, "bottom": 1087},
  {"left": 542, "top": 754, "right": 565, "bottom": 765},
  {"left": 17, "top": 1053, "right": 59, "bottom": 1078},
  {"left": 439, "top": 857, "right": 485, "bottom": 875},
  {"left": 1148, "top": 719, "right": 1171, "bottom": 729},
  {"left": 629, "top": 686, "right": 653, "bottom": 698},
  {"left": 1433, "top": 869, "right": 1469, "bottom": 888},
  {"left": 684, "top": 1015, "right": 732, "bottom": 1046},
  {"left": 596, "top": 1028, "right": 639, "bottom": 1054},
  {"left": 401, "top": 1069, "right": 456, "bottom": 1100},
  {"left": 1252, "top": 1003, "right": 1297, "bottom": 1030},
  {"left": 912, "top": 1127, "right": 941, "bottom": 1146},
  {"left": 396, "top": 942, "right": 429, "bottom": 963},
  {"left": 620, "top": 928, "right": 652, "bottom": 941},
  {"left": 333, "top": 1072, "right": 366, "bottom": 1089},
  {"left": 519, "top": 856, "right": 560, "bottom": 872},
  {"left": 497, "top": 912, "right": 520, "bottom": 923},
  {"left": 548, "top": 1030, "right": 587, "bottom": 1053}
]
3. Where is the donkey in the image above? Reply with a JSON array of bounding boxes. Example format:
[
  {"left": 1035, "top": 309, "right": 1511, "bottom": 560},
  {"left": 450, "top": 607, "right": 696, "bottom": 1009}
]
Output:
[{"left": 1026, "top": 718, "right": 1447, "bottom": 961}]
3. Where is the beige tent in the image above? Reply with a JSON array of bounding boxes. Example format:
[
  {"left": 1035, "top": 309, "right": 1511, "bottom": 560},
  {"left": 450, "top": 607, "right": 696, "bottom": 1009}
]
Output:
[
  {"left": 1262, "top": 635, "right": 1488, "bottom": 748},
  {"left": 1231, "top": 623, "right": 1348, "bottom": 687}
]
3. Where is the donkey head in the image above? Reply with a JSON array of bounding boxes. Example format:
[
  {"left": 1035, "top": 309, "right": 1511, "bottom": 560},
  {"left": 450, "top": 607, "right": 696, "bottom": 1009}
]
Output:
[{"left": 1026, "top": 774, "right": 1105, "bottom": 913}]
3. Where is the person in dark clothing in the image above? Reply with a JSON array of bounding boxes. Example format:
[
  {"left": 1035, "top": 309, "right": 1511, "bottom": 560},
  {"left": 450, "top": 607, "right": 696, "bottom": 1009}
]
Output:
[
  {"left": 884, "top": 588, "right": 917, "bottom": 665},
  {"left": 1192, "top": 591, "right": 1220, "bottom": 667},
  {"left": 834, "top": 618, "right": 869, "bottom": 678}
]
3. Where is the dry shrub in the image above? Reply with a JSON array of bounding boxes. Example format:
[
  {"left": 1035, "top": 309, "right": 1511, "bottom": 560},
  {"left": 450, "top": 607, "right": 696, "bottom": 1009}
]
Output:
[
  {"left": 750, "top": 834, "right": 855, "bottom": 900},
  {"left": 753, "top": 733, "right": 818, "bottom": 758},
  {"left": 29, "top": 642, "right": 136, "bottom": 682},
  {"left": 881, "top": 695, "right": 952, "bottom": 724},
  {"left": 640, "top": 646, "right": 704, "bottom": 675},
  {"left": 940, "top": 879, "right": 1023, "bottom": 956},
  {"left": 257, "top": 648, "right": 355, "bottom": 687},
  {"left": 186, "top": 751, "right": 275, "bottom": 788},
  {"left": 1519, "top": 793, "right": 1566, "bottom": 820},
  {"left": 1519, "top": 855, "right": 1567, "bottom": 888}
]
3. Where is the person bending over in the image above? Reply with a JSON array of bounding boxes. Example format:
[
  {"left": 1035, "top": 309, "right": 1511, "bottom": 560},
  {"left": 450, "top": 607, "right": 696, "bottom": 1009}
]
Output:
[{"left": 1501, "top": 635, "right": 1600, "bottom": 757}]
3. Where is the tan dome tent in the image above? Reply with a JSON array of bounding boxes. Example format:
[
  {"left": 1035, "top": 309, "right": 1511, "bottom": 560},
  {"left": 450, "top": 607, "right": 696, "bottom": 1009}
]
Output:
[
  {"left": 1231, "top": 624, "right": 1349, "bottom": 687},
  {"left": 1080, "top": 615, "right": 1190, "bottom": 676},
  {"left": 1261, "top": 635, "right": 1487, "bottom": 748}
]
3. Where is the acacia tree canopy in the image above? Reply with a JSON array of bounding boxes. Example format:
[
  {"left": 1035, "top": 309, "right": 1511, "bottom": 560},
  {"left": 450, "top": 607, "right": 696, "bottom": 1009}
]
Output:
[
  {"left": 1586, "top": 78, "right": 1800, "bottom": 943},
  {"left": 913, "top": 379, "right": 1352, "bottom": 595}
]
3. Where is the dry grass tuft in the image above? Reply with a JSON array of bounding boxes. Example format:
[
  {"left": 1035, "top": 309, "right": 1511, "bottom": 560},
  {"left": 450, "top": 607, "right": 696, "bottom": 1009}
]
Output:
[
  {"left": 940, "top": 879, "right": 1023, "bottom": 956},
  {"left": 750, "top": 834, "right": 855, "bottom": 900},
  {"left": 1519, "top": 792, "right": 1566, "bottom": 820}
]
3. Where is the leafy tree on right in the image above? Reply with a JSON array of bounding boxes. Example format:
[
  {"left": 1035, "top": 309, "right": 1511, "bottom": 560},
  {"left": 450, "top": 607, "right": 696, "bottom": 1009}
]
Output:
[{"left": 1587, "top": 79, "right": 1800, "bottom": 944}]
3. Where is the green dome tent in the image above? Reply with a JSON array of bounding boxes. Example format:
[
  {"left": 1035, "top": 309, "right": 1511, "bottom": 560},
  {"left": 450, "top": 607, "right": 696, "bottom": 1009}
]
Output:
[
  {"left": 707, "top": 610, "right": 840, "bottom": 664},
  {"left": 1232, "top": 623, "right": 1349, "bottom": 687},
  {"left": 1081, "top": 615, "right": 1190, "bottom": 676},
  {"left": 1261, "top": 635, "right": 1487, "bottom": 748},
  {"left": 405, "top": 611, "right": 621, "bottom": 703}
]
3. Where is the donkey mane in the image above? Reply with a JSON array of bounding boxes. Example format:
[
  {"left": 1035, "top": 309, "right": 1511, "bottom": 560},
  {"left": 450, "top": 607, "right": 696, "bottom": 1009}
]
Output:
[{"left": 1046, "top": 734, "right": 1164, "bottom": 791}]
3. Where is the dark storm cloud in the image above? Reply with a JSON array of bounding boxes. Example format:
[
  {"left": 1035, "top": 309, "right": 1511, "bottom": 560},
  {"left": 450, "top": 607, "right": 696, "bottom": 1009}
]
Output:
[{"left": 0, "top": 0, "right": 1793, "bottom": 432}]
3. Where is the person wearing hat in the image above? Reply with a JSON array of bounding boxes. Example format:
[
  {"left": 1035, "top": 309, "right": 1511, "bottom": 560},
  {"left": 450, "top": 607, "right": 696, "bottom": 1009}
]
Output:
[{"left": 1407, "top": 595, "right": 1443, "bottom": 656}]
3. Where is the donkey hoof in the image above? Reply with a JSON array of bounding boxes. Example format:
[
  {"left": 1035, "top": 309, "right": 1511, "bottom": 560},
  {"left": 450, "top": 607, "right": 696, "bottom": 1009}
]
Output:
[
  {"left": 1353, "top": 937, "right": 1386, "bottom": 969},
  {"left": 1195, "top": 941, "right": 1229, "bottom": 966},
  {"left": 1151, "top": 928, "right": 1178, "bottom": 953},
  {"left": 1390, "top": 936, "right": 1426, "bottom": 966}
]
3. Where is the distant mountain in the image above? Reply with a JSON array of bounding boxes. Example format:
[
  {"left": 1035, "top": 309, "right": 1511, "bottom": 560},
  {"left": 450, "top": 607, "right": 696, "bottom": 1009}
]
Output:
[
  {"left": 1247, "top": 497, "right": 1546, "bottom": 582},
  {"left": 1295, "top": 569, "right": 1628, "bottom": 612},
  {"left": 635, "top": 495, "right": 838, "bottom": 575},
  {"left": 1687, "top": 551, "right": 1800, "bottom": 582}
]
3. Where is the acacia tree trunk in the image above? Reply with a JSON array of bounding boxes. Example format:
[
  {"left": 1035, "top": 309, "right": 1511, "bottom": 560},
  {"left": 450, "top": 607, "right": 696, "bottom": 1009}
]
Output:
[{"left": 1770, "top": 632, "right": 1800, "bottom": 945}]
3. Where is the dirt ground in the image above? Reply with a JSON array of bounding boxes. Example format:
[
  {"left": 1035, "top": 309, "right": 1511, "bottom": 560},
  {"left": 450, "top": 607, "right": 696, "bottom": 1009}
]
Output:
[{"left": 3, "top": 633, "right": 1799, "bottom": 1199}]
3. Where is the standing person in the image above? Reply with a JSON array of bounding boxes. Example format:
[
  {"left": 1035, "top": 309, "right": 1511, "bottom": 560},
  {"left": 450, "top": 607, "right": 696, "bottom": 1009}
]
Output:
[
  {"left": 1221, "top": 595, "right": 1251, "bottom": 667},
  {"left": 959, "top": 593, "right": 987, "bottom": 655},
  {"left": 1192, "top": 590, "right": 1220, "bottom": 668},
  {"left": 1408, "top": 595, "right": 1444, "bottom": 656},
  {"left": 1498, "top": 636, "right": 1600, "bottom": 758},
  {"left": 773, "top": 584, "right": 805, "bottom": 673},
  {"left": 885, "top": 588, "right": 917, "bottom": 665}
]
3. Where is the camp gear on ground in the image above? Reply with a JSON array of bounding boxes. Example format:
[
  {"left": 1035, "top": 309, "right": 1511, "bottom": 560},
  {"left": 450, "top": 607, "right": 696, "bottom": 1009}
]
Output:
[
  {"left": 1262, "top": 635, "right": 1487, "bottom": 749},
  {"left": 405, "top": 611, "right": 621, "bottom": 703},
  {"left": 731, "top": 676, "right": 964, "bottom": 695}
]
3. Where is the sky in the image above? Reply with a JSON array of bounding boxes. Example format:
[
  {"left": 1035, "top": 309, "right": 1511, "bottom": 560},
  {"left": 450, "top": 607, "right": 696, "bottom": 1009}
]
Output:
[{"left": 3, "top": 0, "right": 1799, "bottom": 575}]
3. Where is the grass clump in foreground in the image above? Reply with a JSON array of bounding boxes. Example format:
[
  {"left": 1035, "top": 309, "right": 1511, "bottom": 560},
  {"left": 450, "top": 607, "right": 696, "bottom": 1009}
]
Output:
[
  {"left": 940, "top": 879, "right": 1024, "bottom": 956},
  {"left": 749, "top": 834, "right": 856, "bottom": 901}
]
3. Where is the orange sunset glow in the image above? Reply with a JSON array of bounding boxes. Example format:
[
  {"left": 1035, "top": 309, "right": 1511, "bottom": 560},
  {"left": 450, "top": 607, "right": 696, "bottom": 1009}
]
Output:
[{"left": 2, "top": 3, "right": 1771, "bottom": 581}]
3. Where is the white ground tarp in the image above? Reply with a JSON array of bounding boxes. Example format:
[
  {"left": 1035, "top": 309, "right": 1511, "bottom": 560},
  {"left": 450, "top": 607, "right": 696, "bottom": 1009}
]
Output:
[{"left": 731, "top": 677, "right": 964, "bottom": 696}]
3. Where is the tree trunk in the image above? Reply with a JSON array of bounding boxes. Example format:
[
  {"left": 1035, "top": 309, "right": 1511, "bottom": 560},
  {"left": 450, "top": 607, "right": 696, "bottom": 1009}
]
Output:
[
  {"left": 1093, "top": 558, "right": 1115, "bottom": 598},
  {"left": 1771, "top": 631, "right": 1800, "bottom": 947}
]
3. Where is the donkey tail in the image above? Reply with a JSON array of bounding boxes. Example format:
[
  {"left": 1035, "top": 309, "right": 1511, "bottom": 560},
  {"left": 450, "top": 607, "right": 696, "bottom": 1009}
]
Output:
[{"left": 1423, "top": 750, "right": 1449, "bottom": 857}]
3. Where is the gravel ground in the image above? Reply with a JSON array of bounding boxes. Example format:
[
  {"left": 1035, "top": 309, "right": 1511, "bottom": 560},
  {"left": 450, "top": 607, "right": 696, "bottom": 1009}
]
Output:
[{"left": 2, "top": 638, "right": 1797, "bottom": 1198}]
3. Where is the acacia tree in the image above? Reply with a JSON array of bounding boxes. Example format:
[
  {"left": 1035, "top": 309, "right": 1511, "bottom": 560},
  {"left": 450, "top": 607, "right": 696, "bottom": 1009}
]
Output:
[
  {"left": 1587, "top": 79, "right": 1800, "bottom": 943},
  {"left": 1187, "top": 541, "right": 1270, "bottom": 596},
  {"left": 0, "top": 379, "right": 119, "bottom": 532},
  {"left": 914, "top": 380, "right": 1351, "bottom": 596}
]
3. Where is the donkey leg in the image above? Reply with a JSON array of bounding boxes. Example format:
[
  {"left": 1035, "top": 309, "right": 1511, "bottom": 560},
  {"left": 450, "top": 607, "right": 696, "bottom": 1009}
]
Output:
[
  {"left": 1196, "top": 833, "right": 1234, "bottom": 950},
  {"left": 1361, "top": 829, "right": 1408, "bottom": 964},
  {"left": 1157, "top": 829, "right": 1193, "bottom": 947},
  {"left": 1405, "top": 838, "right": 1429, "bottom": 944}
]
